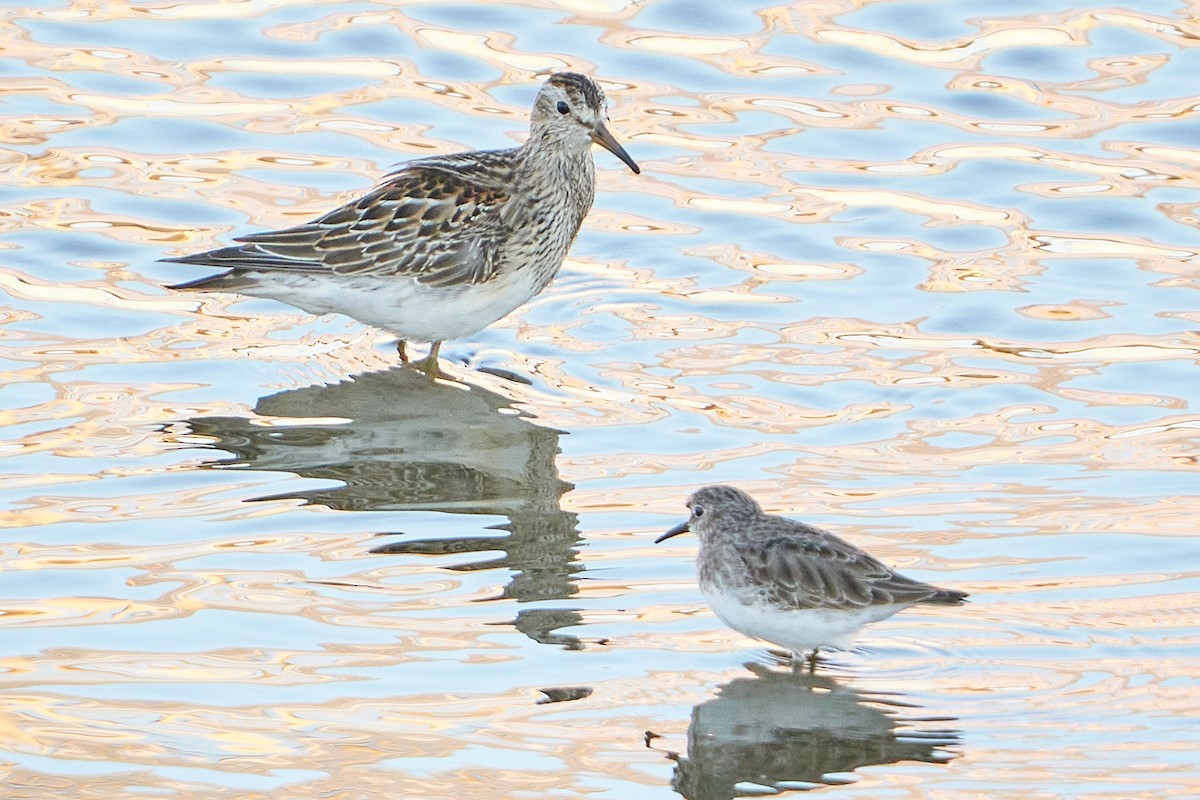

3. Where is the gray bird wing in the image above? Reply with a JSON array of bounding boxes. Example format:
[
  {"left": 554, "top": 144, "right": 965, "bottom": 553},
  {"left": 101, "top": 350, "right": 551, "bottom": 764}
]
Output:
[
  {"left": 735, "top": 520, "right": 950, "bottom": 611},
  {"left": 167, "top": 160, "right": 512, "bottom": 289}
]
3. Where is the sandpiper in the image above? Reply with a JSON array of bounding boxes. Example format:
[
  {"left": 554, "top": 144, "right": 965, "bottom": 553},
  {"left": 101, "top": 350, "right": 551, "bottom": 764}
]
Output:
[
  {"left": 164, "top": 72, "right": 639, "bottom": 379},
  {"left": 657, "top": 485, "right": 966, "bottom": 669}
]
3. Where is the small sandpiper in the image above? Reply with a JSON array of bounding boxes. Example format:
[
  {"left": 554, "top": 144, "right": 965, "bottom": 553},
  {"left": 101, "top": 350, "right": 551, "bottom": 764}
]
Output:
[
  {"left": 657, "top": 485, "right": 966, "bottom": 669},
  {"left": 164, "top": 72, "right": 639, "bottom": 379}
]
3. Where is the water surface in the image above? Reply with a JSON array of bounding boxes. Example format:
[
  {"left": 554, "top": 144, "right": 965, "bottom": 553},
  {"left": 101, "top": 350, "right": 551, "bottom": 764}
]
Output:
[{"left": 1, "top": 1, "right": 1198, "bottom": 798}]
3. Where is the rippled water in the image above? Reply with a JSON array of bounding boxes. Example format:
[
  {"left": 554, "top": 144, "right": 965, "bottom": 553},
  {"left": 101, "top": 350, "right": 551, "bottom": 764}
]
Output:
[{"left": 2, "top": 1, "right": 1199, "bottom": 798}]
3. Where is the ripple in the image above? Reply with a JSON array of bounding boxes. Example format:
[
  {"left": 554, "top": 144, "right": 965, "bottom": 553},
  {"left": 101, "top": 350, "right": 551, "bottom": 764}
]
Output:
[{"left": 4, "top": 1, "right": 1200, "bottom": 797}]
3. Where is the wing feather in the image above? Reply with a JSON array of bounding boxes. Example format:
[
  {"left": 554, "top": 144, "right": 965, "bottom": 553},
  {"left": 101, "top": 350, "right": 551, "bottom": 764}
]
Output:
[
  {"left": 165, "top": 159, "right": 512, "bottom": 289},
  {"left": 736, "top": 520, "right": 952, "bottom": 612}
]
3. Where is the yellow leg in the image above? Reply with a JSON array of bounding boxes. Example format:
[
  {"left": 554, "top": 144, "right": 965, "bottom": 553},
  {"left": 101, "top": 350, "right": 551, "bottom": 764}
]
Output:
[{"left": 412, "top": 341, "right": 442, "bottom": 381}]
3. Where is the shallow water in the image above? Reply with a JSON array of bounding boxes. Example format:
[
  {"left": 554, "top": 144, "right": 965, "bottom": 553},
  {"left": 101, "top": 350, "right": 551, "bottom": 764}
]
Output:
[{"left": 2, "top": 1, "right": 1199, "bottom": 798}]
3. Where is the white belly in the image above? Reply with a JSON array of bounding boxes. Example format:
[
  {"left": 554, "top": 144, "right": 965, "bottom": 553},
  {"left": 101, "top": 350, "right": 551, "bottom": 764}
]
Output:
[
  {"left": 705, "top": 588, "right": 909, "bottom": 654},
  {"left": 240, "top": 269, "right": 550, "bottom": 342}
]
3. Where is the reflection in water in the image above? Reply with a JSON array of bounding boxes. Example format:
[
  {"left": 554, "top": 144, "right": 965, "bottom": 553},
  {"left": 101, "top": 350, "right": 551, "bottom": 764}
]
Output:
[
  {"left": 7, "top": 1, "right": 1200, "bottom": 795},
  {"left": 668, "top": 668, "right": 960, "bottom": 798},
  {"left": 183, "top": 367, "right": 585, "bottom": 646}
]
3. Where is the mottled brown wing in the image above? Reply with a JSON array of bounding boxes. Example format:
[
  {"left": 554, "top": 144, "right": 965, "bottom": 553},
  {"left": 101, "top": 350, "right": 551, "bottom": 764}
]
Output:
[
  {"left": 168, "top": 164, "right": 510, "bottom": 288},
  {"left": 736, "top": 521, "right": 948, "bottom": 611}
]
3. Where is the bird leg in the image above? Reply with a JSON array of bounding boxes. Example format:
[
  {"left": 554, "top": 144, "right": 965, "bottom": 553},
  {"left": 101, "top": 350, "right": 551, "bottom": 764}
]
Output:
[
  {"left": 410, "top": 341, "right": 443, "bottom": 381},
  {"left": 787, "top": 647, "right": 816, "bottom": 671},
  {"left": 396, "top": 340, "right": 408, "bottom": 362}
]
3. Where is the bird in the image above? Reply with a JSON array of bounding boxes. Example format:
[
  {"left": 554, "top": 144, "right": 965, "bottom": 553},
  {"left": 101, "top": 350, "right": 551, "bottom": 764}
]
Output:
[
  {"left": 163, "top": 72, "right": 640, "bottom": 380},
  {"left": 656, "top": 485, "right": 966, "bottom": 670}
]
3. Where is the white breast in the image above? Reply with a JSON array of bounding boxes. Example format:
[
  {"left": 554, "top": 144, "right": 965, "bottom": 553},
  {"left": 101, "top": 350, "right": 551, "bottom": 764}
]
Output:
[
  {"left": 704, "top": 586, "right": 910, "bottom": 654},
  {"left": 237, "top": 269, "right": 548, "bottom": 343}
]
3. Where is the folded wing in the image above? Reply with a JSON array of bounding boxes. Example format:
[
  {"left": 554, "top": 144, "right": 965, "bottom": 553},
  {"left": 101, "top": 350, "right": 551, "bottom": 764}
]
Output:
[
  {"left": 166, "top": 163, "right": 511, "bottom": 290},
  {"left": 737, "top": 522, "right": 966, "bottom": 611}
]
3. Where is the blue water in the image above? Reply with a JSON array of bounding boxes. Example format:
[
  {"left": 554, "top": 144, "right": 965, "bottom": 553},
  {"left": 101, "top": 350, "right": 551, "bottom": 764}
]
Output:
[{"left": 1, "top": 2, "right": 1198, "bottom": 799}]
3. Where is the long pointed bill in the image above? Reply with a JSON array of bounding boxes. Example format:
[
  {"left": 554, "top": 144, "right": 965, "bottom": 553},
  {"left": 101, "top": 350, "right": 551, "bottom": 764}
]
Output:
[
  {"left": 593, "top": 121, "right": 640, "bottom": 174},
  {"left": 655, "top": 520, "right": 690, "bottom": 544}
]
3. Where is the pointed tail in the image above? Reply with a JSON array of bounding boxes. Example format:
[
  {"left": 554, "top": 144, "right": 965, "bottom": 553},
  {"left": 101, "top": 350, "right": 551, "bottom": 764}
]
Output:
[{"left": 925, "top": 586, "right": 969, "bottom": 605}]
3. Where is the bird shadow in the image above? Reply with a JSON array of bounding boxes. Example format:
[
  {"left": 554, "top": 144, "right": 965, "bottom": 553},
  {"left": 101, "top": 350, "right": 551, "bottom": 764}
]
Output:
[
  {"left": 653, "top": 664, "right": 962, "bottom": 798},
  {"left": 175, "top": 365, "right": 589, "bottom": 649}
]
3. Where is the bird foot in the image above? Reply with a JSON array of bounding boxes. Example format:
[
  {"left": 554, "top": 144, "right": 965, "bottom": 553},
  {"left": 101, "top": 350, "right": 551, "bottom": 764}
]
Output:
[
  {"left": 409, "top": 357, "right": 442, "bottom": 382},
  {"left": 406, "top": 342, "right": 443, "bottom": 381},
  {"left": 790, "top": 649, "right": 821, "bottom": 673}
]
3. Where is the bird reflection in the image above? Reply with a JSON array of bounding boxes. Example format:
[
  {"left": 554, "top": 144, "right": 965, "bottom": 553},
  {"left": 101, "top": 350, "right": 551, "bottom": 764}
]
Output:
[
  {"left": 667, "top": 667, "right": 960, "bottom": 798},
  {"left": 181, "top": 366, "right": 585, "bottom": 647}
]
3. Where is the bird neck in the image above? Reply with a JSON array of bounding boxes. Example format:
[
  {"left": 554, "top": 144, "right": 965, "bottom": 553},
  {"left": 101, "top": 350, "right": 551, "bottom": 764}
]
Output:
[
  {"left": 519, "top": 128, "right": 595, "bottom": 177},
  {"left": 516, "top": 127, "right": 596, "bottom": 212}
]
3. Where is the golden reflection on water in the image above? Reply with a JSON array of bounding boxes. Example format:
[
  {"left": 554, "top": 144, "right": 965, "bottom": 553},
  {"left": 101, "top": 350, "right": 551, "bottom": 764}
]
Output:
[
  {"left": 662, "top": 667, "right": 958, "bottom": 798},
  {"left": 2, "top": 0, "right": 1199, "bottom": 798}
]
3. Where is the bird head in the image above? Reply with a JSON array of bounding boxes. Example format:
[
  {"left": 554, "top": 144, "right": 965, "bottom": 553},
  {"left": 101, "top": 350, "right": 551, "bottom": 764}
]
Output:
[
  {"left": 531, "top": 72, "right": 640, "bottom": 174},
  {"left": 656, "top": 485, "right": 763, "bottom": 543}
]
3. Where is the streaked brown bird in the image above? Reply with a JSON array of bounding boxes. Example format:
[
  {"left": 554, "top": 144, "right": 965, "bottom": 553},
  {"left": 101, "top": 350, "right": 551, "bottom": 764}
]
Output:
[{"left": 164, "top": 72, "right": 639, "bottom": 379}]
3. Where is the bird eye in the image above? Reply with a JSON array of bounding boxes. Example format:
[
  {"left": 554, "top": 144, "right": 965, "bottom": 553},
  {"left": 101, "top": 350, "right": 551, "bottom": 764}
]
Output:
[
  {"left": 556, "top": 100, "right": 570, "bottom": 114},
  {"left": 693, "top": 505, "right": 704, "bottom": 517}
]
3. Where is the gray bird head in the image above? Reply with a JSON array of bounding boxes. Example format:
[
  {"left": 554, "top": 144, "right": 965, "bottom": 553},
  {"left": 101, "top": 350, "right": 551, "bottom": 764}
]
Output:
[
  {"left": 656, "top": 484, "right": 763, "bottom": 543},
  {"left": 531, "top": 72, "right": 640, "bottom": 174}
]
